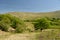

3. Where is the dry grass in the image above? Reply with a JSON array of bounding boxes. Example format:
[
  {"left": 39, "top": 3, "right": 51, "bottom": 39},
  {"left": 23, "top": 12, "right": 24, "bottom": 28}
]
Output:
[
  {"left": 0, "top": 30, "right": 40, "bottom": 40},
  {"left": 8, "top": 11, "right": 60, "bottom": 20},
  {"left": 0, "top": 30, "right": 11, "bottom": 40},
  {"left": 39, "top": 29, "right": 60, "bottom": 40},
  {"left": 0, "top": 29, "right": 60, "bottom": 40},
  {"left": 5, "top": 32, "right": 40, "bottom": 40}
]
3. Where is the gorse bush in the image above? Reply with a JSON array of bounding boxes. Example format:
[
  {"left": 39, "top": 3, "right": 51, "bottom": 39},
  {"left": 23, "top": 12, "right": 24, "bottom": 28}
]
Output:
[
  {"left": 15, "top": 25, "right": 26, "bottom": 33},
  {"left": 11, "top": 17, "right": 23, "bottom": 29},
  {"left": 0, "top": 14, "right": 26, "bottom": 33},
  {"left": 0, "top": 21, "right": 9, "bottom": 32},
  {"left": 0, "top": 14, "right": 11, "bottom": 31},
  {"left": 33, "top": 18, "right": 50, "bottom": 31},
  {"left": 50, "top": 18, "right": 60, "bottom": 26}
]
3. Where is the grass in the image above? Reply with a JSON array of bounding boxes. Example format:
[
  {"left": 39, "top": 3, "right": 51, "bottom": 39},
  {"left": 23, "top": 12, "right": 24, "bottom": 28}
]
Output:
[
  {"left": 9, "top": 11, "right": 60, "bottom": 20},
  {"left": 39, "top": 29, "right": 60, "bottom": 40},
  {"left": 0, "top": 29, "right": 60, "bottom": 40},
  {"left": 0, "top": 30, "right": 11, "bottom": 40},
  {"left": 49, "top": 25, "right": 60, "bottom": 29},
  {"left": 4, "top": 32, "right": 40, "bottom": 40}
]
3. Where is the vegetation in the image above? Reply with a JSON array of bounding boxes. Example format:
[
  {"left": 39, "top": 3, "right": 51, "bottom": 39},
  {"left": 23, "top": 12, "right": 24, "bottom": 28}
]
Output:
[
  {"left": 33, "top": 18, "right": 50, "bottom": 31},
  {"left": 39, "top": 29, "right": 60, "bottom": 40},
  {"left": 10, "top": 11, "right": 60, "bottom": 20},
  {"left": 0, "top": 11, "right": 60, "bottom": 40},
  {"left": 0, "top": 14, "right": 26, "bottom": 33},
  {"left": 0, "top": 13, "right": 60, "bottom": 33}
]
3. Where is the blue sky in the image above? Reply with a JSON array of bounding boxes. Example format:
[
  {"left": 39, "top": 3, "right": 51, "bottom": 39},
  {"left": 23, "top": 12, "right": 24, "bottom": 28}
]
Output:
[{"left": 0, "top": 0, "right": 60, "bottom": 13}]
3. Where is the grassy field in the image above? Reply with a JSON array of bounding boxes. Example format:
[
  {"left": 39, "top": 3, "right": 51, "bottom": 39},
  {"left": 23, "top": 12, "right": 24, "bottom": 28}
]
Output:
[{"left": 0, "top": 29, "right": 60, "bottom": 40}]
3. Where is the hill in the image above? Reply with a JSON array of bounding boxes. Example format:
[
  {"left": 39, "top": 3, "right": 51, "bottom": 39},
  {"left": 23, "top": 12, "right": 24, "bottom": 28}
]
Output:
[
  {"left": 0, "top": 10, "right": 60, "bottom": 40},
  {"left": 7, "top": 11, "right": 60, "bottom": 20}
]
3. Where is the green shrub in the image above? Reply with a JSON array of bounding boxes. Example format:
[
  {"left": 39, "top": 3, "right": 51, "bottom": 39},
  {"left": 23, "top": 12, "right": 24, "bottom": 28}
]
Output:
[
  {"left": 0, "top": 14, "right": 26, "bottom": 32},
  {"left": 50, "top": 18, "right": 60, "bottom": 26},
  {"left": 15, "top": 24, "right": 26, "bottom": 33},
  {"left": 33, "top": 18, "right": 50, "bottom": 31},
  {"left": 15, "top": 26, "right": 23, "bottom": 33},
  {"left": 0, "top": 22, "right": 9, "bottom": 32}
]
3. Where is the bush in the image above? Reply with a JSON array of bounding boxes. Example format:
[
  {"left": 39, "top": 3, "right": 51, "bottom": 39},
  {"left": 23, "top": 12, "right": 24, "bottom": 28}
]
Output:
[
  {"left": 50, "top": 18, "right": 60, "bottom": 26},
  {"left": 15, "top": 26, "right": 23, "bottom": 33},
  {"left": 0, "top": 22, "right": 9, "bottom": 32},
  {"left": 0, "top": 14, "right": 26, "bottom": 33},
  {"left": 15, "top": 24, "right": 26, "bottom": 33},
  {"left": 33, "top": 18, "right": 50, "bottom": 31},
  {"left": 0, "top": 14, "right": 11, "bottom": 31}
]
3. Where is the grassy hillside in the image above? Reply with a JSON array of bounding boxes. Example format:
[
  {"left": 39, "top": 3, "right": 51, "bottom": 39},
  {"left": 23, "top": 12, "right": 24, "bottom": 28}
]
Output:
[
  {"left": 0, "top": 11, "right": 60, "bottom": 40},
  {"left": 0, "top": 11, "right": 59, "bottom": 32},
  {"left": 7, "top": 11, "right": 60, "bottom": 20},
  {"left": 0, "top": 10, "right": 60, "bottom": 32}
]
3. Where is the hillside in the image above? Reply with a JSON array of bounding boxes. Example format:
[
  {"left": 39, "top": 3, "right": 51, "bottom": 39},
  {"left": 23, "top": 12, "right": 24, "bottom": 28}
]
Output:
[
  {"left": 7, "top": 11, "right": 60, "bottom": 20},
  {"left": 0, "top": 11, "right": 60, "bottom": 40}
]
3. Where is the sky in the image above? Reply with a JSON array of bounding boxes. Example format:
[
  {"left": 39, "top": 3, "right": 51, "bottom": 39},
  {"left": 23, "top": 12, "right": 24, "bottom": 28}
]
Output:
[{"left": 0, "top": 0, "right": 60, "bottom": 13}]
